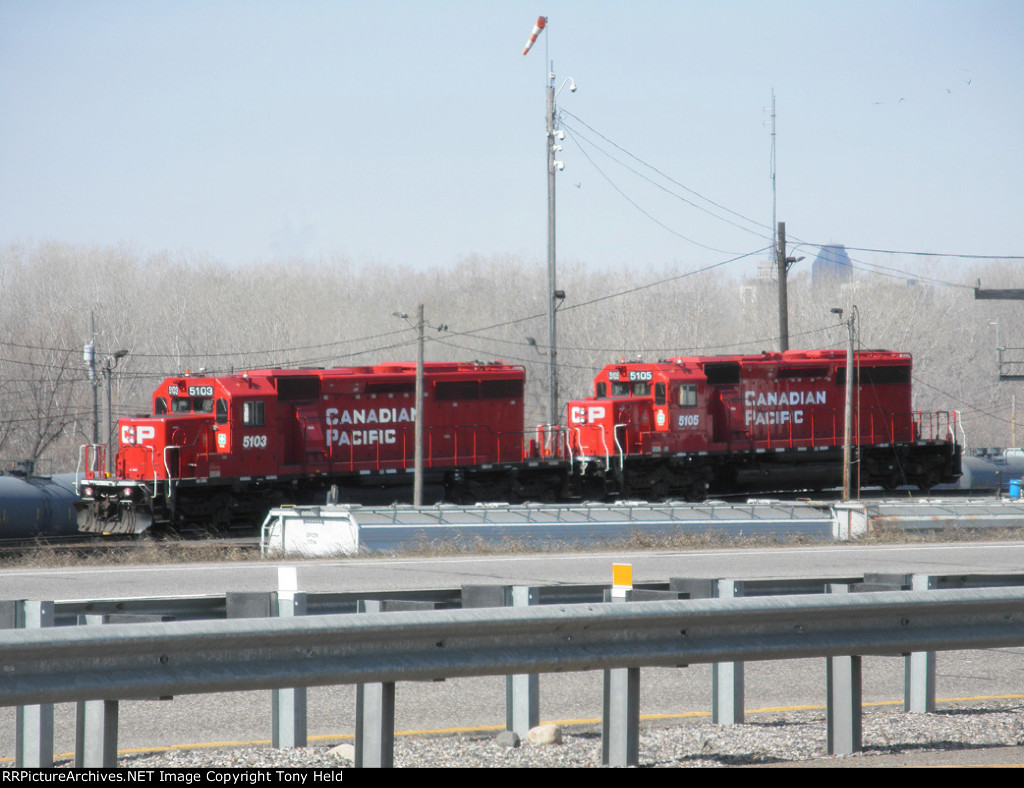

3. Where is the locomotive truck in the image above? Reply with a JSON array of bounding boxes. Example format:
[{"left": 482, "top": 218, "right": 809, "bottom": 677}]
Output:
[{"left": 76, "top": 349, "right": 961, "bottom": 534}]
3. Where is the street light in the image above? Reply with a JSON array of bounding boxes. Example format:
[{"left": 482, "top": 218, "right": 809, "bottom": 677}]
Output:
[
  {"left": 102, "top": 349, "right": 128, "bottom": 476},
  {"left": 831, "top": 308, "right": 858, "bottom": 499},
  {"left": 393, "top": 306, "right": 425, "bottom": 506}
]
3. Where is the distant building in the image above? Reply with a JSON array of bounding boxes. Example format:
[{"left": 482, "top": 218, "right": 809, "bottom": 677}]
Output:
[
  {"left": 811, "top": 244, "right": 852, "bottom": 286},
  {"left": 755, "top": 255, "right": 777, "bottom": 282}
]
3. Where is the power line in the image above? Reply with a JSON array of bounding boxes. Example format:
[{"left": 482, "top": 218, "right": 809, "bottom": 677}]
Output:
[
  {"left": 561, "top": 123, "right": 760, "bottom": 254},
  {"left": 844, "top": 246, "right": 1024, "bottom": 261},
  {"left": 560, "top": 110, "right": 771, "bottom": 235}
]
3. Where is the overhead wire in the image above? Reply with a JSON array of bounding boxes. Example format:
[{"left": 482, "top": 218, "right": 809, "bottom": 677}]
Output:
[
  {"left": 561, "top": 123, "right": 758, "bottom": 255},
  {"left": 559, "top": 113, "right": 1016, "bottom": 293},
  {"left": 560, "top": 110, "right": 772, "bottom": 237}
]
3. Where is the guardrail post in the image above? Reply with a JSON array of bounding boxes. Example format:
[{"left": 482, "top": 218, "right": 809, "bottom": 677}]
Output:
[
  {"left": 74, "top": 615, "right": 119, "bottom": 768},
  {"left": 505, "top": 586, "right": 540, "bottom": 737},
  {"left": 273, "top": 568, "right": 308, "bottom": 748},
  {"left": 227, "top": 587, "right": 308, "bottom": 749},
  {"left": 602, "top": 565, "right": 640, "bottom": 767},
  {"left": 355, "top": 600, "right": 395, "bottom": 768},
  {"left": 463, "top": 584, "right": 541, "bottom": 737},
  {"left": 905, "top": 574, "right": 937, "bottom": 713},
  {"left": 4, "top": 601, "right": 55, "bottom": 767},
  {"left": 712, "top": 579, "right": 745, "bottom": 725},
  {"left": 826, "top": 584, "right": 862, "bottom": 755}
]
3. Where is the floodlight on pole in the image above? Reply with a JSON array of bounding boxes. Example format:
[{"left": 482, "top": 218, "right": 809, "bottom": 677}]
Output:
[{"left": 394, "top": 307, "right": 425, "bottom": 506}]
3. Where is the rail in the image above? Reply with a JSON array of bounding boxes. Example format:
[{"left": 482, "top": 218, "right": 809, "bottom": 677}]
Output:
[{"left": 4, "top": 582, "right": 1024, "bottom": 767}]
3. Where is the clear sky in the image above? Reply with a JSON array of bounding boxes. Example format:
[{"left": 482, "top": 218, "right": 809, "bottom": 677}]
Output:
[{"left": 2, "top": 1, "right": 1022, "bottom": 280}]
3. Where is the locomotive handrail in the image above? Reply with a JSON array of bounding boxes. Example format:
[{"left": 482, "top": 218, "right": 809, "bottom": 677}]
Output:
[
  {"left": 138, "top": 444, "right": 157, "bottom": 496},
  {"left": 75, "top": 445, "right": 86, "bottom": 491},
  {"left": 596, "top": 424, "right": 610, "bottom": 470},
  {"left": 76, "top": 444, "right": 107, "bottom": 486},
  {"left": 163, "top": 445, "right": 181, "bottom": 501},
  {"left": 613, "top": 424, "right": 626, "bottom": 471},
  {"left": 954, "top": 411, "right": 966, "bottom": 453}
]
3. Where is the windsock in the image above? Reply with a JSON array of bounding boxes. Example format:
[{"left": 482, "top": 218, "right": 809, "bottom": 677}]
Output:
[{"left": 522, "top": 16, "right": 547, "bottom": 55}]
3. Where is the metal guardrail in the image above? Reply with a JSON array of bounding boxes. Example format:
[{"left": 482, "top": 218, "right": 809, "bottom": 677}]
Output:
[
  {"left": 5, "top": 584, "right": 1024, "bottom": 767},
  {"left": 36, "top": 574, "right": 875, "bottom": 627}
]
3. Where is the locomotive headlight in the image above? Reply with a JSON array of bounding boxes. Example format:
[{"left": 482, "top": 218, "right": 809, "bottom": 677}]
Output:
[
  {"left": 121, "top": 487, "right": 134, "bottom": 499},
  {"left": 83, "top": 486, "right": 94, "bottom": 497}
]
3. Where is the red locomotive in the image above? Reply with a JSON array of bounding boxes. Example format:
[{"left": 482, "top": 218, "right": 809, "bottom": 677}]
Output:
[
  {"left": 566, "top": 349, "right": 960, "bottom": 500},
  {"left": 77, "top": 362, "right": 563, "bottom": 533},
  {"left": 76, "top": 349, "right": 961, "bottom": 534}
]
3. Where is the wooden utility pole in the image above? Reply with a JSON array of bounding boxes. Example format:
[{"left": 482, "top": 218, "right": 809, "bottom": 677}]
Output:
[
  {"left": 414, "top": 303, "right": 424, "bottom": 507},
  {"left": 777, "top": 221, "right": 789, "bottom": 352}
]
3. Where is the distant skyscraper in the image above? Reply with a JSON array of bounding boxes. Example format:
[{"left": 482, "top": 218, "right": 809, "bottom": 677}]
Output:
[{"left": 811, "top": 244, "right": 852, "bottom": 286}]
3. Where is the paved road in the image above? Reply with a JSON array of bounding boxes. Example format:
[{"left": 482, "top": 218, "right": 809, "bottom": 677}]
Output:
[{"left": 2, "top": 540, "right": 1024, "bottom": 764}]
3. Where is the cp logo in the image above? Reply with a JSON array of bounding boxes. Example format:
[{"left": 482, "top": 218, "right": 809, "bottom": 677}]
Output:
[{"left": 121, "top": 425, "right": 156, "bottom": 445}]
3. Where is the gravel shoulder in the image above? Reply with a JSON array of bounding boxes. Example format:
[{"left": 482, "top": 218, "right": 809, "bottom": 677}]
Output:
[{"left": 82, "top": 699, "right": 1024, "bottom": 768}]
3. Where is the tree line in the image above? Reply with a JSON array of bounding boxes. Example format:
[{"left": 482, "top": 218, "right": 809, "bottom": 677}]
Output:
[{"left": 1, "top": 241, "right": 1019, "bottom": 473}]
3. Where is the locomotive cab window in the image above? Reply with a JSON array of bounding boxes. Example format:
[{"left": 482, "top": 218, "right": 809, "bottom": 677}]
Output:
[
  {"left": 595, "top": 382, "right": 607, "bottom": 398},
  {"left": 216, "top": 398, "right": 228, "bottom": 425},
  {"left": 677, "top": 384, "right": 698, "bottom": 407},
  {"left": 655, "top": 383, "right": 666, "bottom": 405},
  {"left": 611, "top": 381, "right": 630, "bottom": 397},
  {"left": 632, "top": 381, "right": 650, "bottom": 397},
  {"left": 242, "top": 400, "right": 265, "bottom": 427},
  {"left": 195, "top": 398, "right": 213, "bottom": 414},
  {"left": 171, "top": 397, "right": 191, "bottom": 414},
  {"left": 154, "top": 397, "right": 167, "bottom": 415}
]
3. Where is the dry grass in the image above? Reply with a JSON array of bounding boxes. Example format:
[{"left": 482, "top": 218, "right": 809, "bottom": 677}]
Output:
[
  {"left": 4, "top": 524, "right": 1024, "bottom": 569},
  {"left": 0, "top": 535, "right": 262, "bottom": 569}
]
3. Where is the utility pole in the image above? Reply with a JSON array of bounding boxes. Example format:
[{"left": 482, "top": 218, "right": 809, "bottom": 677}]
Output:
[
  {"left": 546, "top": 67, "right": 559, "bottom": 431},
  {"left": 776, "top": 222, "right": 804, "bottom": 353},
  {"left": 83, "top": 316, "right": 98, "bottom": 446},
  {"left": 843, "top": 315, "right": 854, "bottom": 500},
  {"left": 524, "top": 16, "right": 572, "bottom": 438},
  {"left": 414, "top": 303, "right": 424, "bottom": 507},
  {"left": 100, "top": 350, "right": 128, "bottom": 476},
  {"left": 777, "top": 221, "right": 789, "bottom": 352}
]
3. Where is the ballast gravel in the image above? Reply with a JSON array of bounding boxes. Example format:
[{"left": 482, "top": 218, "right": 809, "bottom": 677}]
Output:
[{"left": 102, "top": 700, "right": 1024, "bottom": 768}]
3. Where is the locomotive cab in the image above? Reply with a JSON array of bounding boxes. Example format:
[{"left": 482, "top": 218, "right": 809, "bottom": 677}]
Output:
[
  {"left": 78, "top": 372, "right": 279, "bottom": 533},
  {"left": 567, "top": 362, "right": 714, "bottom": 499},
  {"left": 568, "top": 363, "right": 711, "bottom": 460}
]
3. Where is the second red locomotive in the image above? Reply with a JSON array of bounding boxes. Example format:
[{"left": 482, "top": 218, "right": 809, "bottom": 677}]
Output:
[
  {"left": 567, "top": 349, "right": 959, "bottom": 499},
  {"left": 76, "top": 349, "right": 961, "bottom": 534}
]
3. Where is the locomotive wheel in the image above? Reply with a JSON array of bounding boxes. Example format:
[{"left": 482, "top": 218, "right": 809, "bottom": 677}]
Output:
[
  {"left": 916, "top": 468, "right": 941, "bottom": 494},
  {"left": 683, "top": 481, "right": 707, "bottom": 503},
  {"left": 880, "top": 470, "right": 904, "bottom": 492},
  {"left": 648, "top": 479, "right": 670, "bottom": 502}
]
